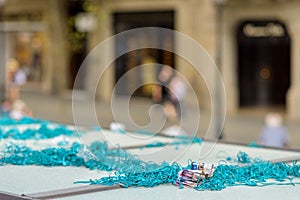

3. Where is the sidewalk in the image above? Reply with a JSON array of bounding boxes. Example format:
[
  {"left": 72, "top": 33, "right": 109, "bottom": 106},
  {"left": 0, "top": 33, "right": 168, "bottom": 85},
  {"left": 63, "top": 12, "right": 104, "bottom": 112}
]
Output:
[{"left": 20, "top": 91, "right": 300, "bottom": 150}]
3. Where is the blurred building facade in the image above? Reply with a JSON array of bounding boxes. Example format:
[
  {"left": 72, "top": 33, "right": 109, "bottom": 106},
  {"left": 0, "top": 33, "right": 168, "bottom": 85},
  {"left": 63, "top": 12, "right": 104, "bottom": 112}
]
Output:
[{"left": 1, "top": 0, "right": 300, "bottom": 119}]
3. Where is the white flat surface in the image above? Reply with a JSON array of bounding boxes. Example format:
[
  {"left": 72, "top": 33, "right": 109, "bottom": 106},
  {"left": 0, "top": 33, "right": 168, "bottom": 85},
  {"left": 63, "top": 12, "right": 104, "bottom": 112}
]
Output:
[
  {"left": 1, "top": 128, "right": 300, "bottom": 200},
  {"left": 59, "top": 184, "right": 299, "bottom": 200},
  {"left": 73, "top": 129, "right": 176, "bottom": 148},
  {"left": 0, "top": 165, "right": 108, "bottom": 195}
]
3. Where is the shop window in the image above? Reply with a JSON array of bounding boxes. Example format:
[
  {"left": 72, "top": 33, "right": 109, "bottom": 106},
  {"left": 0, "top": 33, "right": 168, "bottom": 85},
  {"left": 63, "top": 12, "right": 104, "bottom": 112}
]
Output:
[
  {"left": 13, "top": 32, "right": 44, "bottom": 84},
  {"left": 113, "top": 11, "right": 175, "bottom": 97},
  {"left": 237, "top": 19, "right": 291, "bottom": 108}
]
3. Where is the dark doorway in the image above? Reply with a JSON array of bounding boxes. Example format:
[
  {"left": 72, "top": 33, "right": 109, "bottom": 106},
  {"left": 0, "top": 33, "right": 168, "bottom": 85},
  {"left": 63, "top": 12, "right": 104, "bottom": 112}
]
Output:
[
  {"left": 237, "top": 20, "right": 291, "bottom": 107},
  {"left": 113, "top": 11, "right": 175, "bottom": 96},
  {"left": 67, "top": 0, "right": 87, "bottom": 89}
]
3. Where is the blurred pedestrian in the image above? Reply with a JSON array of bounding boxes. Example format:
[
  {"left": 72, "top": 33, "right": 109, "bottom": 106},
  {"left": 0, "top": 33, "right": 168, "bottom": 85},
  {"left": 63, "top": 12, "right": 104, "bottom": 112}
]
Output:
[
  {"left": 9, "top": 99, "right": 32, "bottom": 120},
  {"left": 5, "top": 58, "right": 27, "bottom": 102},
  {"left": 1, "top": 99, "right": 12, "bottom": 117},
  {"left": 258, "top": 112, "right": 290, "bottom": 148},
  {"left": 153, "top": 65, "right": 186, "bottom": 120},
  {"left": 169, "top": 73, "right": 186, "bottom": 118}
]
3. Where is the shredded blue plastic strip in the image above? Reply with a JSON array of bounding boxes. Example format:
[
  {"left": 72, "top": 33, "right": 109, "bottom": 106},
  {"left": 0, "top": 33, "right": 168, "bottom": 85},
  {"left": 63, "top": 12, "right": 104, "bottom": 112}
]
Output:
[
  {"left": 0, "top": 123, "right": 76, "bottom": 140},
  {"left": 248, "top": 141, "right": 263, "bottom": 148},
  {"left": 1, "top": 142, "right": 300, "bottom": 191},
  {"left": 195, "top": 152, "right": 300, "bottom": 190},
  {"left": 144, "top": 137, "right": 202, "bottom": 148},
  {"left": 0, "top": 142, "right": 111, "bottom": 171}
]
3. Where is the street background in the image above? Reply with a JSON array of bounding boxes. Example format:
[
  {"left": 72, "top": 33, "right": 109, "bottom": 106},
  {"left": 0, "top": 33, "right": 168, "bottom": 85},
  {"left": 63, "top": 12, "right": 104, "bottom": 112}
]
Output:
[{"left": 21, "top": 90, "right": 300, "bottom": 150}]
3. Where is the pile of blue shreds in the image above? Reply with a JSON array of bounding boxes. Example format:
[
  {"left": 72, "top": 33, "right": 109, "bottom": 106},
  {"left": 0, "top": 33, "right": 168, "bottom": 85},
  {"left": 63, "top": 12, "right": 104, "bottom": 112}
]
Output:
[
  {"left": 193, "top": 152, "right": 300, "bottom": 190},
  {"left": 0, "top": 123, "right": 75, "bottom": 140},
  {"left": 0, "top": 141, "right": 182, "bottom": 188},
  {"left": 0, "top": 116, "right": 299, "bottom": 190},
  {"left": 0, "top": 142, "right": 86, "bottom": 167},
  {"left": 1, "top": 141, "right": 300, "bottom": 191},
  {"left": 0, "top": 141, "right": 121, "bottom": 171}
]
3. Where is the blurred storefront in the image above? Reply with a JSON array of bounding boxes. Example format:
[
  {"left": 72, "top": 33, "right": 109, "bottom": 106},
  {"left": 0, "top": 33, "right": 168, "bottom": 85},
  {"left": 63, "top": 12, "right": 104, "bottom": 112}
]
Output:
[
  {"left": 221, "top": 0, "right": 299, "bottom": 119},
  {"left": 1, "top": 0, "right": 300, "bottom": 119},
  {"left": 1, "top": 0, "right": 67, "bottom": 94}
]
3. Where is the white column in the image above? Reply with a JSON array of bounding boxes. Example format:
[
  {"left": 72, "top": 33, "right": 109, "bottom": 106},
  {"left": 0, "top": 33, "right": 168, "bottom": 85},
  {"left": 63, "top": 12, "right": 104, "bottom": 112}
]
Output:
[
  {"left": 46, "top": 0, "right": 68, "bottom": 94},
  {"left": 222, "top": 8, "right": 238, "bottom": 114},
  {"left": 0, "top": 31, "right": 5, "bottom": 101},
  {"left": 287, "top": 21, "right": 300, "bottom": 119}
]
